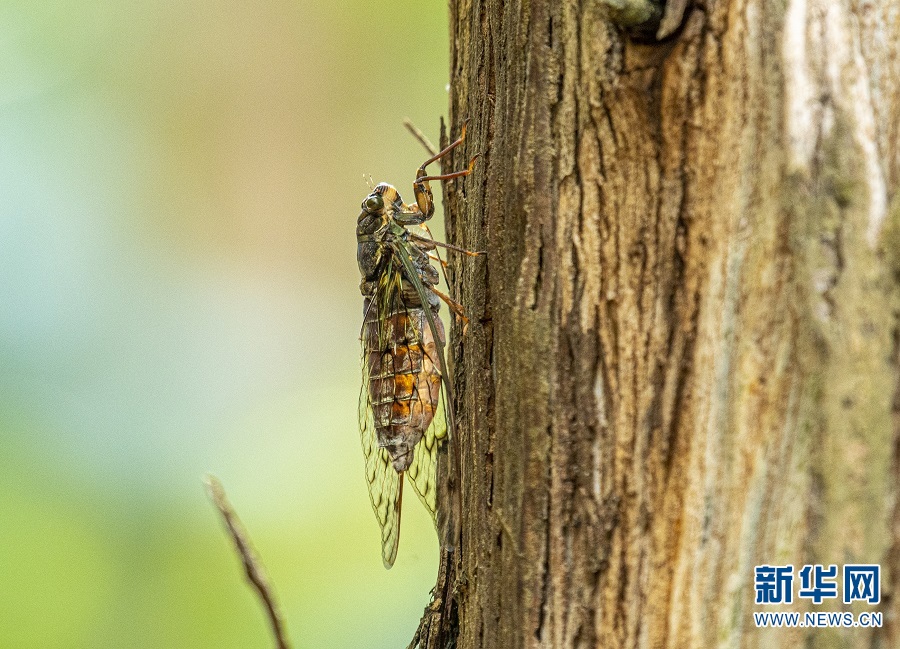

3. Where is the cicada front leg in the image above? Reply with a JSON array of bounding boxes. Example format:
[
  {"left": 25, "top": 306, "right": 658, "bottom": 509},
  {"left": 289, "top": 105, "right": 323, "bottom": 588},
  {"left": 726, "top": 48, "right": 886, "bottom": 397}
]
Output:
[{"left": 394, "top": 122, "right": 479, "bottom": 225}]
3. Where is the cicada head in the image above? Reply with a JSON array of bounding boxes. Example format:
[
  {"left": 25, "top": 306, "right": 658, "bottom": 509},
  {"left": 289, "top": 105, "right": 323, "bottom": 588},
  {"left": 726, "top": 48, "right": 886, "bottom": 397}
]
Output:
[
  {"left": 358, "top": 183, "right": 402, "bottom": 232},
  {"left": 357, "top": 183, "right": 403, "bottom": 283}
]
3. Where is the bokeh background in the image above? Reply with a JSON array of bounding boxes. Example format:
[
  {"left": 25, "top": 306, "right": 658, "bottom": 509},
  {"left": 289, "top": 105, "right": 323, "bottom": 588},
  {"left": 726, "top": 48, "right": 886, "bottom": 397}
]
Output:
[{"left": 0, "top": 2, "right": 452, "bottom": 647}]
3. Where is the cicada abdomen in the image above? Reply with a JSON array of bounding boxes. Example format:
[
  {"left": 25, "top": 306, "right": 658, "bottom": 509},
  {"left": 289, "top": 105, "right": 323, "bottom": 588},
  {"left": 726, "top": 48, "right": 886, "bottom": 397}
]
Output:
[{"left": 363, "top": 292, "right": 444, "bottom": 473}]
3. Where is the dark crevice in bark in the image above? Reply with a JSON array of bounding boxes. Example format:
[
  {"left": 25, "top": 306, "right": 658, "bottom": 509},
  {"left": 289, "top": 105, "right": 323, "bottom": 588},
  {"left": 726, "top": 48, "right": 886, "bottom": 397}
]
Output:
[{"left": 535, "top": 445, "right": 552, "bottom": 642}]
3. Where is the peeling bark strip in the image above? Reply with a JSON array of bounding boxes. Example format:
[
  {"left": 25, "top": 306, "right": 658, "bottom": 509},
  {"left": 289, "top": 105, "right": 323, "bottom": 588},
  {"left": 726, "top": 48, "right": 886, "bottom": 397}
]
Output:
[{"left": 440, "top": 1, "right": 900, "bottom": 648}]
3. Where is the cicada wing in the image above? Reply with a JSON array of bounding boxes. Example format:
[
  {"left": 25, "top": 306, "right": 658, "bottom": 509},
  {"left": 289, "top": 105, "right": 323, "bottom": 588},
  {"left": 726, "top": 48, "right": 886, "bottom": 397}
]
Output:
[
  {"left": 399, "top": 278, "right": 446, "bottom": 527},
  {"left": 360, "top": 274, "right": 405, "bottom": 568},
  {"left": 406, "top": 394, "right": 447, "bottom": 525},
  {"left": 387, "top": 238, "right": 454, "bottom": 529},
  {"left": 359, "top": 369, "right": 403, "bottom": 568}
]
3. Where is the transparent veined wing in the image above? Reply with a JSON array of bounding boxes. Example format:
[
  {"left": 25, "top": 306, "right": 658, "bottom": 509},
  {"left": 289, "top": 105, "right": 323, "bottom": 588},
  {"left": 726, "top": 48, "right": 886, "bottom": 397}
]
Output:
[
  {"left": 406, "top": 395, "right": 447, "bottom": 524},
  {"left": 359, "top": 369, "right": 403, "bottom": 568},
  {"left": 388, "top": 236, "right": 452, "bottom": 528},
  {"left": 358, "top": 239, "right": 451, "bottom": 566},
  {"left": 359, "top": 265, "right": 406, "bottom": 568}
]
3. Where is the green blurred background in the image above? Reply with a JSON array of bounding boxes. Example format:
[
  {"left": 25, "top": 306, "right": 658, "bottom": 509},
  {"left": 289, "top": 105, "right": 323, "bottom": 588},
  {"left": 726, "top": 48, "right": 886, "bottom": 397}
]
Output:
[{"left": 0, "top": 1, "right": 451, "bottom": 647}]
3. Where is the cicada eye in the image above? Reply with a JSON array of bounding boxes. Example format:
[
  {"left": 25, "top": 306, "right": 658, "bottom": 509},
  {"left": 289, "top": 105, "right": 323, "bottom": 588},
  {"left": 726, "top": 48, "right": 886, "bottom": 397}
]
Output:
[{"left": 363, "top": 195, "right": 384, "bottom": 212}]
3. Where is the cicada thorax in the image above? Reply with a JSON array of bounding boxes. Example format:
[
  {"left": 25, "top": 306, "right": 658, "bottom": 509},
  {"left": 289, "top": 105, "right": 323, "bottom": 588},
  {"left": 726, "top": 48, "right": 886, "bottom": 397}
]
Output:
[{"left": 362, "top": 269, "right": 445, "bottom": 473}]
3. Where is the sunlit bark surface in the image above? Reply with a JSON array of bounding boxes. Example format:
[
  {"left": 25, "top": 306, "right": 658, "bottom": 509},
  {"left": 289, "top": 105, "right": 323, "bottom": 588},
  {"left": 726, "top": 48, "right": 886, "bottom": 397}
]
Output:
[{"left": 438, "top": 1, "right": 900, "bottom": 647}]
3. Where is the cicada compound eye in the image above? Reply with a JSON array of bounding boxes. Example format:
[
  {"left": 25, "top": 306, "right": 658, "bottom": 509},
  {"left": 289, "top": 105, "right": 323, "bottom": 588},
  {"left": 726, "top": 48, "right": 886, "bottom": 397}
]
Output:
[{"left": 363, "top": 194, "right": 384, "bottom": 213}]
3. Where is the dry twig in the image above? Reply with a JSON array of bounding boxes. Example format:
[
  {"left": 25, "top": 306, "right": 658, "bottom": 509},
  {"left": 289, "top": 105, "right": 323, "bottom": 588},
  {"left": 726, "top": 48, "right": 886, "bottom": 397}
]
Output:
[
  {"left": 403, "top": 118, "right": 438, "bottom": 156},
  {"left": 205, "top": 475, "right": 292, "bottom": 649}
]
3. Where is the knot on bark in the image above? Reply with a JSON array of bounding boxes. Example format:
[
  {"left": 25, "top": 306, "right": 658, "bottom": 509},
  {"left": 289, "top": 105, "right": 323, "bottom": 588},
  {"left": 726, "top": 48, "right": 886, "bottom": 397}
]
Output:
[{"left": 598, "top": 0, "right": 689, "bottom": 40}]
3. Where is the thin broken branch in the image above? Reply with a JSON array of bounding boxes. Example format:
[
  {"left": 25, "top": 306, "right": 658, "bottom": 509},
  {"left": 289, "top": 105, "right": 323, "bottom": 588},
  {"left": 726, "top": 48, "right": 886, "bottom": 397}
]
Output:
[
  {"left": 403, "top": 118, "right": 438, "bottom": 156},
  {"left": 205, "top": 474, "right": 292, "bottom": 649}
]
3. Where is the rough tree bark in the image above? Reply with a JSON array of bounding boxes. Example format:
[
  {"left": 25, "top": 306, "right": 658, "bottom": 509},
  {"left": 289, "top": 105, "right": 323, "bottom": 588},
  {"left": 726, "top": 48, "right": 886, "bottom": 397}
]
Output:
[{"left": 434, "top": 1, "right": 900, "bottom": 648}]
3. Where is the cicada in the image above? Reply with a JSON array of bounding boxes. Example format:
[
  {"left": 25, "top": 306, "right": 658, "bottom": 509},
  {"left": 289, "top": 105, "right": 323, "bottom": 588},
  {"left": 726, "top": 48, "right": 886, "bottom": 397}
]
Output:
[{"left": 356, "top": 124, "right": 476, "bottom": 567}]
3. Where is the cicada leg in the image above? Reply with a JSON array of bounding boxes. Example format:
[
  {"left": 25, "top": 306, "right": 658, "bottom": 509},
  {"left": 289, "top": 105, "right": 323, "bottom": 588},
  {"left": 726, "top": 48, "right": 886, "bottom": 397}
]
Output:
[
  {"left": 410, "top": 154, "right": 479, "bottom": 219},
  {"left": 429, "top": 286, "right": 469, "bottom": 326},
  {"left": 417, "top": 120, "right": 469, "bottom": 174},
  {"left": 394, "top": 122, "right": 478, "bottom": 224},
  {"left": 427, "top": 253, "right": 449, "bottom": 270},
  {"left": 411, "top": 233, "right": 485, "bottom": 257},
  {"left": 412, "top": 222, "right": 481, "bottom": 331}
]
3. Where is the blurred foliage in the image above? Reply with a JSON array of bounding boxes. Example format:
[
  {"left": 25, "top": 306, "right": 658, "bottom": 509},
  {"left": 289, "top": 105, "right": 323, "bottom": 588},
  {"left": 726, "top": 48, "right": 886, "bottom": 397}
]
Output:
[{"left": 0, "top": 1, "right": 451, "bottom": 646}]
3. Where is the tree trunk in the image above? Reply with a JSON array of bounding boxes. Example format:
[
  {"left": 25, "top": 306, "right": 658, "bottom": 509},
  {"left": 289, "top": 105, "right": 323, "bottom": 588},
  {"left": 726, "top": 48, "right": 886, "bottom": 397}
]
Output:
[{"left": 437, "top": 1, "right": 900, "bottom": 648}]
